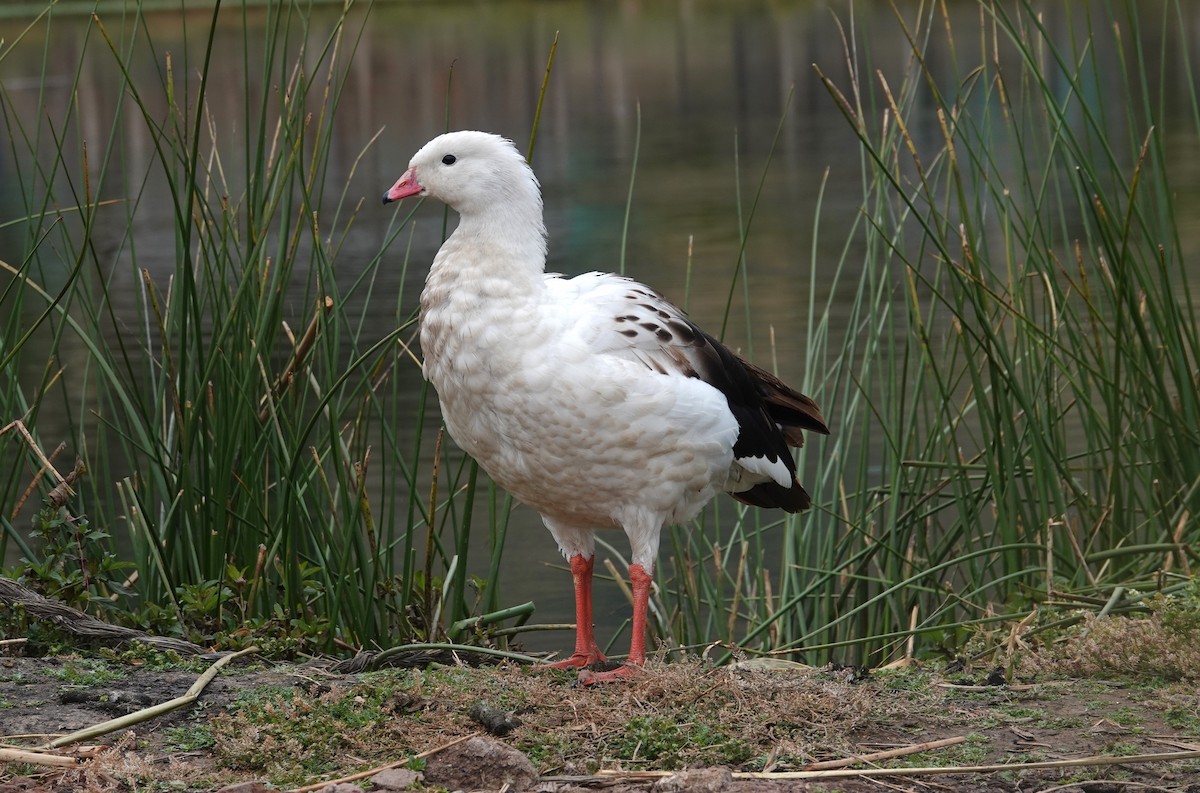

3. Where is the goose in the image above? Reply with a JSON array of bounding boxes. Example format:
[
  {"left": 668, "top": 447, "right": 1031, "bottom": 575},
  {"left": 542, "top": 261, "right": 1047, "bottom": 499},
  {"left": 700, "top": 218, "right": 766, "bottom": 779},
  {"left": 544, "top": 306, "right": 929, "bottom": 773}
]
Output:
[{"left": 383, "top": 131, "right": 829, "bottom": 681}]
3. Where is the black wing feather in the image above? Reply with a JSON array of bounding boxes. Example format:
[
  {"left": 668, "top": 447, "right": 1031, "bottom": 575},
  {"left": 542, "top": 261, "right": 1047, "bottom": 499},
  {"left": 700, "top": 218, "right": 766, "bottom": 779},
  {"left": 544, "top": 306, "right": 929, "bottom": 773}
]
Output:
[
  {"left": 582, "top": 274, "right": 829, "bottom": 513},
  {"left": 673, "top": 322, "right": 829, "bottom": 513}
]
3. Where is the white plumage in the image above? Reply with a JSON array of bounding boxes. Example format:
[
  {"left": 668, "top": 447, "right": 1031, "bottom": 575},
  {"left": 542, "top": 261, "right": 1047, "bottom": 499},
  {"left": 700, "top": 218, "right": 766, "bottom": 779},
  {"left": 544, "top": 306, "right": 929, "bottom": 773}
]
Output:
[{"left": 384, "top": 131, "right": 828, "bottom": 680}]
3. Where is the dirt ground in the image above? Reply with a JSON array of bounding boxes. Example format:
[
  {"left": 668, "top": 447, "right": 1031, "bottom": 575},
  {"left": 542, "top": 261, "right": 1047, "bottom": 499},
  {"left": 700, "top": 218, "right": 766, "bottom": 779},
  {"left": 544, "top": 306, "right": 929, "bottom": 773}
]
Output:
[{"left": 1, "top": 648, "right": 1199, "bottom": 793}]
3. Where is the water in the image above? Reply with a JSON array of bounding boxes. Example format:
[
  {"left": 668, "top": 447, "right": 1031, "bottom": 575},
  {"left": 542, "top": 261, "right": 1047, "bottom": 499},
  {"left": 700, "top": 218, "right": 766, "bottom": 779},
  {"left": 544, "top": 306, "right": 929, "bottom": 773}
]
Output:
[{"left": 2, "top": 1, "right": 1199, "bottom": 654}]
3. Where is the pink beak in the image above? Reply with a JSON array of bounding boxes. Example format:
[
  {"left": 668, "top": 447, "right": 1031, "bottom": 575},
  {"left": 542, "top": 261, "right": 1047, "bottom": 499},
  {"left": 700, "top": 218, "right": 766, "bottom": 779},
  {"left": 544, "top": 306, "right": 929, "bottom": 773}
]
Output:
[{"left": 382, "top": 166, "right": 423, "bottom": 204}]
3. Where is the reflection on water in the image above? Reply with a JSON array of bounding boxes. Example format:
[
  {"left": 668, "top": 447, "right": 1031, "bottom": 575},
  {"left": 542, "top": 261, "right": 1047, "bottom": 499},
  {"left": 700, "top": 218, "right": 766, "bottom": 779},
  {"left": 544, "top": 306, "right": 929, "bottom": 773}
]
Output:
[{"left": 2, "top": 1, "right": 1198, "bottom": 650}]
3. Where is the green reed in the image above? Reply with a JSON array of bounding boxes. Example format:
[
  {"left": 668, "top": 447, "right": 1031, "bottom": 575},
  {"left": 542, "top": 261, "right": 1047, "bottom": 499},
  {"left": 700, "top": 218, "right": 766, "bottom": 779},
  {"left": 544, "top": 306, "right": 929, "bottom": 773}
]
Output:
[
  {"left": 649, "top": 0, "right": 1200, "bottom": 666},
  {"left": 0, "top": 0, "right": 530, "bottom": 651}
]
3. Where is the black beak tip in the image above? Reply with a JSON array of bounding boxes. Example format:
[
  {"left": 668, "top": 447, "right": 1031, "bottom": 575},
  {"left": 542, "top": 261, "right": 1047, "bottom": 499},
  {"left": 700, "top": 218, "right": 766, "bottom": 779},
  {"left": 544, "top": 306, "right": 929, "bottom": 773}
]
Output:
[{"left": 381, "top": 194, "right": 393, "bottom": 205}]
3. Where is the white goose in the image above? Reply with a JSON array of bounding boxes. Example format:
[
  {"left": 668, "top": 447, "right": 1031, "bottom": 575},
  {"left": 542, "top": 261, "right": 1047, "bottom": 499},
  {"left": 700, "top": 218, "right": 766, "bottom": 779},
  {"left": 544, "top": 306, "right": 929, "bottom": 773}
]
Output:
[{"left": 384, "top": 131, "right": 828, "bottom": 681}]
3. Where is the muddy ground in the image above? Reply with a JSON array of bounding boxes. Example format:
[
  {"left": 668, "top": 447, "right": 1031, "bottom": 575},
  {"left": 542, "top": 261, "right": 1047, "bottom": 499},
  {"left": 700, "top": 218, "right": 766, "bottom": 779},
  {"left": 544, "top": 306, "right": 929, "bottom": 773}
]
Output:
[{"left": 1, "top": 648, "right": 1198, "bottom": 793}]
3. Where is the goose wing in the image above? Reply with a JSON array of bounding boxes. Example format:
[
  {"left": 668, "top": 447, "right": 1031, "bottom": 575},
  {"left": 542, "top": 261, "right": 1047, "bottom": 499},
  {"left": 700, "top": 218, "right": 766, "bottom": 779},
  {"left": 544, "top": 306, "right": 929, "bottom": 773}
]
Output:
[{"left": 549, "top": 272, "right": 829, "bottom": 511}]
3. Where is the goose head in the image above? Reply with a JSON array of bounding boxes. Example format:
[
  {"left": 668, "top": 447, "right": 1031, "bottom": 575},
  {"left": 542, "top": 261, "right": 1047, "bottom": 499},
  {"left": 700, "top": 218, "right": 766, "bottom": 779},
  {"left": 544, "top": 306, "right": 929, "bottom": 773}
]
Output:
[{"left": 383, "top": 131, "right": 541, "bottom": 218}]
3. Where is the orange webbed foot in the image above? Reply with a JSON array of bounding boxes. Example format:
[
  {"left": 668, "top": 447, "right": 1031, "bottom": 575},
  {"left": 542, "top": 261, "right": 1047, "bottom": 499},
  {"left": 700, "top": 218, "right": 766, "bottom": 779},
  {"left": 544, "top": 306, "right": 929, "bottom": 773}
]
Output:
[{"left": 545, "top": 649, "right": 608, "bottom": 670}]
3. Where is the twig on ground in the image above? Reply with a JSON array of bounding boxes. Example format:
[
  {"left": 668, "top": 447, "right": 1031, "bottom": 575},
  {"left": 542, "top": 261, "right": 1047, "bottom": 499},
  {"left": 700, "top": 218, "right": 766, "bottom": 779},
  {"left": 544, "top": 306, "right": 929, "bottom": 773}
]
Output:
[
  {"left": 798, "top": 735, "right": 966, "bottom": 770},
  {"left": 0, "top": 747, "right": 84, "bottom": 767},
  {"left": 0, "top": 747, "right": 80, "bottom": 767},
  {"left": 1039, "top": 782, "right": 1181, "bottom": 793},
  {"left": 1145, "top": 736, "right": 1200, "bottom": 751},
  {"left": 562, "top": 748, "right": 1200, "bottom": 782},
  {"left": 45, "top": 646, "right": 259, "bottom": 749}
]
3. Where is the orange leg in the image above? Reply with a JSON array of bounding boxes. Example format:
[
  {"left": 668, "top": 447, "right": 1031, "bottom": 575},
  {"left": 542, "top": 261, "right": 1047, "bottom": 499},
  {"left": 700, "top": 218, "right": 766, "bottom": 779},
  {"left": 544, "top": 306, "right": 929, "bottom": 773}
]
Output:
[
  {"left": 580, "top": 563, "right": 651, "bottom": 683},
  {"left": 547, "top": 554, "right": 608, "bottom": 669}
]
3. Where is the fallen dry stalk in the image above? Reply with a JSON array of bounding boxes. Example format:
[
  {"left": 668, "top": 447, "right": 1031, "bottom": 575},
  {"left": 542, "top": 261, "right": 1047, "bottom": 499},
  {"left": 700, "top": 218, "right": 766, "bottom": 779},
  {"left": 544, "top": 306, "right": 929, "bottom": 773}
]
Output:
[
  {"left": 44, "top": 646, "right": 259, "bottom": 749},
  {"left": 285, "top": 732, "right": 480, "bottom": 793},
  {"left": 1146, "top": 737, "right": 1200, "bottom": 751},
  {"left": 798, "top": 735, "right": 965, "bottom": 770},
  {"left": 0, "top": 747, "right": 81, "bottom": 768},
  {"left": 585, "top": 748, "right": 1200, "bottom": 781}
]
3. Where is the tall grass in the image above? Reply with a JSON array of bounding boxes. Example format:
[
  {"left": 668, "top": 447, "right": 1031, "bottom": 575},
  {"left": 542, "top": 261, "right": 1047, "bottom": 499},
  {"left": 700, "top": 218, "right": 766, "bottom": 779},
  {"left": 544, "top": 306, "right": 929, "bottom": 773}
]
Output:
[
  {"left": 649, "top": 0, "right": 1200, "bottom": 666},
  {"left": 0, "top": 1, "right": 532, "bottom": 653},
  {"left": 2, "top": 1, "right": 1196, "bottom": 666}
]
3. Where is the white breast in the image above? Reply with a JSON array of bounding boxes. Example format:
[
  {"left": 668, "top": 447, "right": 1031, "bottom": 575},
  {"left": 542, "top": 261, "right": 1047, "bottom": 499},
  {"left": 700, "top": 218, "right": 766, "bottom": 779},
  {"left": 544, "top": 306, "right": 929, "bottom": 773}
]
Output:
[{"left": 421, "top": 256, "right": 739, "bottom": 531}]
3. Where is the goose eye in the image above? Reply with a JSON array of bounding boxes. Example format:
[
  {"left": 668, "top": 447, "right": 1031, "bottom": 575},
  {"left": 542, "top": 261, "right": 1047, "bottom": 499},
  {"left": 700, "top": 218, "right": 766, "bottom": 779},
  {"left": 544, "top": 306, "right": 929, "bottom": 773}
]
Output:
[{"left": 441, "top": 154, "right": 457, "bottom": 165}]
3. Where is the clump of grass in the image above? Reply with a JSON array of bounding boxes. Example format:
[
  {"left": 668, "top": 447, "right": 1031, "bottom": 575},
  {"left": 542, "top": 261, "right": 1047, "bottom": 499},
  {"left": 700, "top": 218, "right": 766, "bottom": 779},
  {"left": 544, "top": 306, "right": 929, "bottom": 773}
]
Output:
[
  {"left": 97, "top": 640, "right": 205, "bottom": 672},
  {"left": 609, "top": 715, "right": 755, "bottom": 769},
  {"left": 1164, "top": 702, "right": 1200, "bottom": 732},
  {"left": 204, "top": 661, "right": 880, "bottom": 781},
  {"left": 1013, "top": 610, "right": 1200, "bottom": 683},
  {"left": 896, "top": 733, "right": 991, "bottom": 768},
  {"left": 410, "top": 660, "right": 880, "bottom": 773},
  {"left": 162, "top": 724, "right": 216, "bottom": 753}
]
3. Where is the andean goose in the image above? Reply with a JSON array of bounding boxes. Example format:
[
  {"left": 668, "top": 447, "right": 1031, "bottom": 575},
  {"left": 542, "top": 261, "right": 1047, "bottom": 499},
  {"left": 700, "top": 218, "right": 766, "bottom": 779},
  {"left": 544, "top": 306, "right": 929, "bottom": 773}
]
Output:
[{"left": 383, "top": 131, "right": 829, "bottom": 681}]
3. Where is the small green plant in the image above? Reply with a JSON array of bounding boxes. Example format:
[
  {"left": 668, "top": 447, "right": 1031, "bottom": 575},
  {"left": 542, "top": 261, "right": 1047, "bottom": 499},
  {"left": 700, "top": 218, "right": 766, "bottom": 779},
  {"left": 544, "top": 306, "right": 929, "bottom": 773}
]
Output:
[
  {"left": 1043, "top": 714, "right": 1088, "bottom": 730},
  {"left": 1107, "top": 706, "right": 1146, "bottom": 731},
  {"left": 45, "top": 658, "right": 126, "bottom": 687},
  {"left": 912, "top": 733, "right": 990, "bottom": 767},
  {"left": 98, "top": 641, "right": 199, "bottom": 672},
  {"left": 162, "top": 724, "right": 216, "bottom": 752},
  {"left": 16, "top": 502, "right": 132, "bottom": 613},
  {"left": 1102, "top": 740, "right": 1144, "bottom": 758},
  {"left": 618, "top": 715, "right": 691, "bottom": 766},
  {"left": 1164, "top": 704, "right": 1200, "bottom": 732},
  {"left": 1150, "top": 579, "right": 1200, "bottom": 638},
  {"left": 875, "top": 667, "right": 930, "bottom": 692},
  {"left": 609, "top": 715, "right": 753, "bottom": 768}
]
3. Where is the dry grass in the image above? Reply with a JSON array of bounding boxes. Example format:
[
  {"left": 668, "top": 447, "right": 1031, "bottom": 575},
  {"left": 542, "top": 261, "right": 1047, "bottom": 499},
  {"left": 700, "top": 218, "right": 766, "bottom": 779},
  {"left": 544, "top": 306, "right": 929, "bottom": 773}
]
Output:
[
  {"left": 1012, "top": 611, "right": 1200, "bottom": 684},
  {"left": 204, "top": 658, "right": 895, "bottom": 782}
]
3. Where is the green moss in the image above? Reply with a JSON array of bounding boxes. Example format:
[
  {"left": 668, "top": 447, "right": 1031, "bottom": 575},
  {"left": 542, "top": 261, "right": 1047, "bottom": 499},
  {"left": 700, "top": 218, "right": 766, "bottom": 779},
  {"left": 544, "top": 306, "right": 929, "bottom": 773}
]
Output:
[{"left": 605, "top": 714, "right": 754, "bottom": 769}]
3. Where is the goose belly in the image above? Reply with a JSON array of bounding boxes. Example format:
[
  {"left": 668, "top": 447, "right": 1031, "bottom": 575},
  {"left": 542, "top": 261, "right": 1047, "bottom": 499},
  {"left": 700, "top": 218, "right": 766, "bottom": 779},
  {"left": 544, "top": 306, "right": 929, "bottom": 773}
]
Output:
[{"left": 427, "top": 346, "right": 738, "bottom": 529}]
